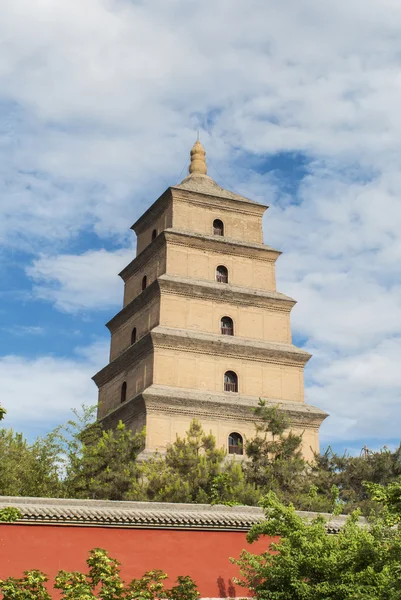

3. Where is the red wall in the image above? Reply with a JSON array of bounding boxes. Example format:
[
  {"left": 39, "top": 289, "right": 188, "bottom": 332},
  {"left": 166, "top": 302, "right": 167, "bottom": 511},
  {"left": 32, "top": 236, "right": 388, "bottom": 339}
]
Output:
[{"left": 0, "top": 524, "right": 271, "bottom": 598}]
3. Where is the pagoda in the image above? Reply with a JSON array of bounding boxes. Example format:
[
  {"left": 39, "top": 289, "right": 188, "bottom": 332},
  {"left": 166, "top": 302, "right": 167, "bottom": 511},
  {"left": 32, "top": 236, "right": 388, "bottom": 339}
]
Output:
[{"left": 93, "top": 141, "right": 327, "bottom": 460}]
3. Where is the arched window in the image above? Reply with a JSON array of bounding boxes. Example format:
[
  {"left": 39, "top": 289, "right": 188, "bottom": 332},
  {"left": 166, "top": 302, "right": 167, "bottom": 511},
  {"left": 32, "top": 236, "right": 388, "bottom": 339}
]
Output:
[
  {"left": 152, "top": 229, "right": 157, "bottom": 240},
  {"left": 131, "top": 327, "right": 137, "bottom": 345},
  {"left": 121, "top": 381, "right": 127, "bottom": 404},
  {"left": 228, "top": 432, "right": 243, "bottom": 455},
  {"left": 216, "top": 265, "right": 228, "bottom": 284},
  {"left": 142, "top": 275, "right": 147, "bottom": 291},
  {"left": 224, "top": 370, "right": 238, "bottom": 393},
  {"left": 213, "top": 219, "right": 224, "bottom": 236},
  {"left": 221, "top": 316, "right": 234, "bottom": 336}
]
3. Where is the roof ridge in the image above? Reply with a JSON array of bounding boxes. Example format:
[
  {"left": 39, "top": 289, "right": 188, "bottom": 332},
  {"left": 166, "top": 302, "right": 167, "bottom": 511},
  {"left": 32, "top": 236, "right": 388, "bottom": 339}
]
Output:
[{"left": 0, "top": 496, "right": 354, "bottom": 533}]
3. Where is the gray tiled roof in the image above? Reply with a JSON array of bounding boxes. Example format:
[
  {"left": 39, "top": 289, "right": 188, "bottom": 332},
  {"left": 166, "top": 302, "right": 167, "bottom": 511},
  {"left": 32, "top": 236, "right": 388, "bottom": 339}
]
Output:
[
  {"left": 0, "top": 497, "right": 354, "bottom": 533},
  {"left": 173, "top": 173, "right": 266, "bottom": 207}
]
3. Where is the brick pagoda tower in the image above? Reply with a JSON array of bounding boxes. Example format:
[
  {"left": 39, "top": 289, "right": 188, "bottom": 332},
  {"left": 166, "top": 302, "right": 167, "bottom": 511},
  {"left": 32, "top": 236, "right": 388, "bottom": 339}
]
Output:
[{"left": 93, "top": 141, "right": 327, "bottom": 460}]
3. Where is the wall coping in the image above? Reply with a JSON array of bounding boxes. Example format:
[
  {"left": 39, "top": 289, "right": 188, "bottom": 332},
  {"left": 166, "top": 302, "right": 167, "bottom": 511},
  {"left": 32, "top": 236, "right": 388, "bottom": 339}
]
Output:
[{"left": 0, "top": 496, "right": 353, "bottom": 533}]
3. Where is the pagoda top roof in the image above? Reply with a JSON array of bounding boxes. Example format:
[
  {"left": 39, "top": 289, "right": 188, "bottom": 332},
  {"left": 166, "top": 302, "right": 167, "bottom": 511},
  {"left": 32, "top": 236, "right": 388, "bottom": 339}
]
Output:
[
  {"left": 132, "top": 140, "right": 267, "bottom": 232},
  {"left": 173, "top": 172, "right": 263, "bottom": 206}
]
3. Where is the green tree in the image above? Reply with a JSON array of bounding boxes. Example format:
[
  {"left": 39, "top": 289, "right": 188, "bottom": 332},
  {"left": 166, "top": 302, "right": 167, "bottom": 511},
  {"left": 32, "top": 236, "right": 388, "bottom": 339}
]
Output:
[
  {"left": 365, "top": 476, "right": 401, "bottom": 524},
  {"left": 210, "top": 462, "right": 260, "bottom": 506},
  {"left": 0, "top": 549, "right": 200, "bottom": 600},
  {"left": 163, "top": 576, "right": 200, "bottom": 600},
  {"left": 245, "top": 402, "right": 304, "bottom": 488},
  {"left": 0, "top": 428, "right": 63, "bottom": 497},
  {"left": 243, "top": 401, "right": 331, "bottom": 511},
  {"left": 131, "top": 419, "right": 225, "bottom": 503},
  {"left": 0, "top": 405, "right": 5, "bottom": 421},
  {"left": 62, "top": 408, "right": 145, "bottom": 500},
  {"left": 233, "top": 486, "right": 401, "bottom": 600},
  {"left": 311, "top": 444, "right": 401, "bottom": 514},
  {"left": 130, "top": 419, "right": 258, "bottom": 505},
  {"left": 0, "top": 571, "right": 51, "bottom": 600},
  {"left": 0, "top": 406, "right": 145, "bottom": 501},
  {"left": 2, "top": 399, "right": 401, "bottom": 513}
]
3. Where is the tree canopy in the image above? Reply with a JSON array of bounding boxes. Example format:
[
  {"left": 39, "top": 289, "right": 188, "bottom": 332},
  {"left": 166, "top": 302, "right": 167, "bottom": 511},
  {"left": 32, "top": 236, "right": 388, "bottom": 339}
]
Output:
[
  {"left": 233, "top": 480, "right": 401, "bottom": 600},
  {"left": 2, "top": 399, "right": 401, "bottom": 599},
  {"left": 0, "top": 400, "right": 400, "bottom": 514}
]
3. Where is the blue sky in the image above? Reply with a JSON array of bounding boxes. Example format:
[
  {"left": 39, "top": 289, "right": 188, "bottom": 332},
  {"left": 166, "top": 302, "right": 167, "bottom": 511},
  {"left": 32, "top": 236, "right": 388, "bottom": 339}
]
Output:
[{"left": 1, "top": 0, "right": 401, "bottom": 456}]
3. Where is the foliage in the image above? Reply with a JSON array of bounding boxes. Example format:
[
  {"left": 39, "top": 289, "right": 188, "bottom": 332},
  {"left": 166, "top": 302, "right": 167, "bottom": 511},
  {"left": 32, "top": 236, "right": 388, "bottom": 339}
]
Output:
[
  {"left": 0, "top": 407, "right": 144, "bottom": 501},
  {"left": 163, "top": 576, "right": 200, "bottom": 600},
  {"left": 0, "top": 428, "right": 63, "bottom": 498},
  {"left": 54, "top": 548, "right": 124, "bottom": 599},
  {"left": 233, "top": 488, "right": 401, "bottom": 600},
  {"left": 125, "top": 569, "right": 167, "bottom": 600},
  {"left": 130, "top": 419, "right": 225, "bottom": 503},
  {"left": 243, "top": 401, "right": 331, "bottom": 512},
  {"left": 209, "top": 463, "right": 260, "bottom": 506},
  {"left": 129, "top": 419, "right": 258, "bottom": 505},
  {"left": 365, "top": 476, "right": 401, "bottom": 524},
  {"left": 62, "top": 408, "right": 145, "bottom": 500},
  {"left": 0, "top": 507, "right": 21, "bottom": 522},
  {"left": 309, "top": 443, "right": 401, "bottom": 514},
  {"left": 0, "top": 549, "right": 199, "bottom": 600},
  {"left": 0, "top": 405, "right": 5, "bottom": 421},
  {"left": 0, "top": 571, "right": 51, "bottom": 600},
  {"left": 245, "top": 402, "right": 305, "bottom": 488},
  {"left": 1, "top": 400, "right": 401, "bottom": 514},
  {"left": 242, "top": 400, "right": 401, "bottom": 516}
]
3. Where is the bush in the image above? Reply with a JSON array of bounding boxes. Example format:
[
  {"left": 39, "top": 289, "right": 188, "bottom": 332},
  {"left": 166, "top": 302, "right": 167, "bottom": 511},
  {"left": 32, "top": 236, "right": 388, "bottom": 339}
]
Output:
[{"left": 0, "top": 548, "right": 200, "bottom": 600}]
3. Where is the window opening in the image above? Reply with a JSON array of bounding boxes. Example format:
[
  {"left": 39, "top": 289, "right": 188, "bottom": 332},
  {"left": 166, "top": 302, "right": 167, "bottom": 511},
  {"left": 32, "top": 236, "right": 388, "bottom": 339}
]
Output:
[
  {"left": 221, "top": 316, "right": 234, "bottom": 336},
  {"left": 121, "top": 381, "right": 127, "bottom": 404},
  {"left": 131, "top": 328, "right": 137, "bottom": 345},
  {"left": 216, "top": 265, "right": 228, "bottom": 284},
  {"left": 213, "top": 219, "right": 224, "bottom": 236},
  {"left": 142, "top": 275, "right": 147, "bottom": 291},
  {"left": 224, "top": 370, "right": 238, "bottom": 392},
  {"left": 228, "top": 432, "right": 243, "bottom": 455},
  {"left": 152, "top": 229, "right": 157, "bottom": 240}
]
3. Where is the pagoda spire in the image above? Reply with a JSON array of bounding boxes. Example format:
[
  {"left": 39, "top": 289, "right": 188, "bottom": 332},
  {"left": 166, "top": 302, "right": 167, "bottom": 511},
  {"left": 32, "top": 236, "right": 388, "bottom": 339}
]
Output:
[{"left": 189, "top": 140, "right": 207, "bottom": 175}]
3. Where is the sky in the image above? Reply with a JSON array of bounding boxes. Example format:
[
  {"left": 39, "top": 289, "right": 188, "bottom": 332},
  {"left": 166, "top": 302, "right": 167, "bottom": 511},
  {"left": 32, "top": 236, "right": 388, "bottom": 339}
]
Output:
[{"left": 1, "top": 0, "right": 401, "bottom": 455}]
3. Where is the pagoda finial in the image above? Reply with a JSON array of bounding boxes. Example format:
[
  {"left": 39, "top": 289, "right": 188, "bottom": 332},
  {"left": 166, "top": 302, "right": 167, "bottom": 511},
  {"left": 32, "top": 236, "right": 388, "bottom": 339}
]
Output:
[{"left": 189, "top": 140, "right": 207, "bottom": 175}]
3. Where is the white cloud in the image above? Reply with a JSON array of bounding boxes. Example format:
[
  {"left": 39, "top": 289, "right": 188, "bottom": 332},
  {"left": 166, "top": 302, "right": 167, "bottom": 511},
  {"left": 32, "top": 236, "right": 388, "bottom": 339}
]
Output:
[
  {"left": 0, "top": 340, "right": 108, "bottom": 437},
  {"left": 306, "top": 337, "right": 401, "bottom": 444},
  {"left": 265, "top": 172, "right": 401, "bottom": 445},
  {"left": 1, "top": 0, "right": 401, "bottom": 247},
  {"left": 27, "top": 248, "right": 133, "bottom": 312},
  {"left": 0, "top": 0, "right": 401, "bottom": 445}
]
